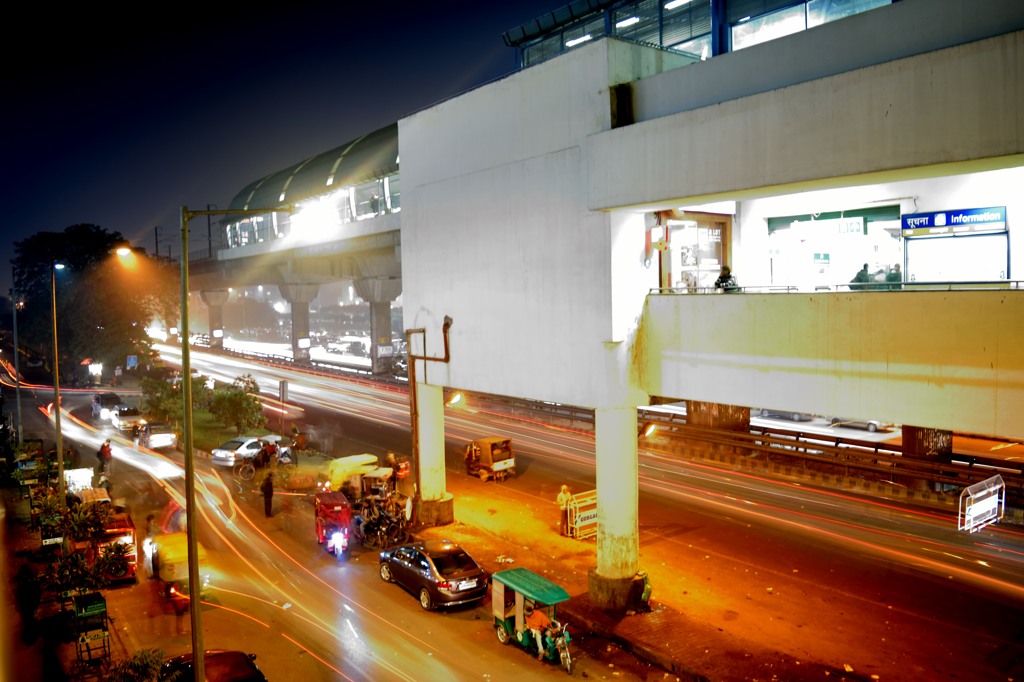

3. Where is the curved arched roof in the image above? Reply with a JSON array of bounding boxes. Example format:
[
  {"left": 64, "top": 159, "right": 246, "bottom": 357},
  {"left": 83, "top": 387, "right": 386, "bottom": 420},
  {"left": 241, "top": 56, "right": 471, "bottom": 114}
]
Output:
[{"left": 228, "top": 122, "right": 398, "bottom": 211}]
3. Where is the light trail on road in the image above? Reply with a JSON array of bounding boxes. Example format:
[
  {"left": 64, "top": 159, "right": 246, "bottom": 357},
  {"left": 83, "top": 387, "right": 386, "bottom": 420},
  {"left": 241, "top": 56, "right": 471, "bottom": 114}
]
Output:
[{"left": 154, "top": 346, "right": 1024, "bottom": 606}]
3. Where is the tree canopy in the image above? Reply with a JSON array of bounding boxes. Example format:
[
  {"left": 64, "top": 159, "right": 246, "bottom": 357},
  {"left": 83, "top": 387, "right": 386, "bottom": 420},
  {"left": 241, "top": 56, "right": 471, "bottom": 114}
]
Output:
[
  {"left": 210, "top": 374, "right": 266, "bottom": 434},
  {"left": 11, "top": 224, "right": 179, "bottom": 383}
]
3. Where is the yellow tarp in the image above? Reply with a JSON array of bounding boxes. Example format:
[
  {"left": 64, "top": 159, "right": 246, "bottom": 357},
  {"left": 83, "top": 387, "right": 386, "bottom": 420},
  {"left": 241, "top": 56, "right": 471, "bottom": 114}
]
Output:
[{"left": 326, "top": 454, "right": 378, "bottom": 490}]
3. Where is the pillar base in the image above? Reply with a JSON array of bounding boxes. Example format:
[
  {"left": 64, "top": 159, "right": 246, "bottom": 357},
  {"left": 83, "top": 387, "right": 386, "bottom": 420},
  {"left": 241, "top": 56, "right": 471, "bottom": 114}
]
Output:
[
  {"left": 416, "top": 493, "right": 454, "bottom": 527},
  {"left": 588, "top": 568, "right": 644, "bottom": 612}
]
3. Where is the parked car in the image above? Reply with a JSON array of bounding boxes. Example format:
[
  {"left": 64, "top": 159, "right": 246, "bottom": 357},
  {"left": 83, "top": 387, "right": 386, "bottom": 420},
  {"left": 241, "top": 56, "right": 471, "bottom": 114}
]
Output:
[
  {"left": 110, "top": 405, "right": 145, "bottom": 433},
  {"left": 379, "top": 540, "right": 489, "bottom": 611},
  {"left": 829, "top": 417, "right": 892, "bottom": 432},
  {"left": 159, "top": 650, "right": 266, "bottom": 682},
  {"left": 758, "top": 408, "right": 814, "bottom": 422},
  {"left": 92, "top": 392, "right": 121, "bottom": 420},
  {"left": 210, "top": 436, "right": 289, "bottom": 467},
  {"left": 143, "top": 422, "right": 178, "bottom": 450}
]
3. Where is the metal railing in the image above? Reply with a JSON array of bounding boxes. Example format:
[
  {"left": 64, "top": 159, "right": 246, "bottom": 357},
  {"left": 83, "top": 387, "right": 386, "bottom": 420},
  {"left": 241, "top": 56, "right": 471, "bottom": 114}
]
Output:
[{"left": 650, "top": 280, "right": 1023, "bottom": 295}]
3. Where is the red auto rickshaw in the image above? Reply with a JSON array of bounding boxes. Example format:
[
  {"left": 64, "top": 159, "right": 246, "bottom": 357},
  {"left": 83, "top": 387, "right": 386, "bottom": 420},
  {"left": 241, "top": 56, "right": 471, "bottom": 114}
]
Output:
[{"left": 315, "top": 490, "right": 353, "bottom": 560}]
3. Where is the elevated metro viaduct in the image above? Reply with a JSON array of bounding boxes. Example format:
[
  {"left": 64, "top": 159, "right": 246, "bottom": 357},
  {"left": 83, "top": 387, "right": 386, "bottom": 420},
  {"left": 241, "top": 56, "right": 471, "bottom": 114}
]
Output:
[{"left": 188, "top": 0, "right": 1024, "bottom": 609}]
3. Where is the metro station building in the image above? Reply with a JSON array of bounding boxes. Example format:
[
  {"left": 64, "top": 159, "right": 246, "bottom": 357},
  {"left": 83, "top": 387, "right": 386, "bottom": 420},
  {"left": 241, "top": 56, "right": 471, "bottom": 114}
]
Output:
[{"left": 209, "top": 0, "right": 1024, "bottom": 606}]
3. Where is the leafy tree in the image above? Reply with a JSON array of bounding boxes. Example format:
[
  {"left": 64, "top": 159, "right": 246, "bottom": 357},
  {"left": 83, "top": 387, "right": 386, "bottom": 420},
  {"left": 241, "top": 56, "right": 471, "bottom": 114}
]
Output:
[
  {"left": 141, "top": 374, "right": 212, "bottom": 423},
  {"left": 209, "top": 374, "right": 266, "bottom": 434},
  {"left": 11, "top": 224, "right": 179, "bottom": 384}
]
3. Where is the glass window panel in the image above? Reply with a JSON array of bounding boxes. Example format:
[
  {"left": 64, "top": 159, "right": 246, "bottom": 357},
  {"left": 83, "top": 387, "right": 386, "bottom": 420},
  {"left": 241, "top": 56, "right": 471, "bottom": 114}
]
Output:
[
  {"left": 732, "top": 4, "right": 805, "bottom": 50},
  {"left": 806, "top": 0, "right": 890, "bottom": 27}
]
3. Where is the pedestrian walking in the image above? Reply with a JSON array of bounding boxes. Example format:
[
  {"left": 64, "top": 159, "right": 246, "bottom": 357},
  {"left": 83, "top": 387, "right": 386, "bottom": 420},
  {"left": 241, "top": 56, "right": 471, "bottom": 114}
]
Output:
[
  {"left": 557, "top": 484, "right": 573, "bottom": 536},
  {"left": 261, "top": 473, "right": 274, "bottom": 517}
]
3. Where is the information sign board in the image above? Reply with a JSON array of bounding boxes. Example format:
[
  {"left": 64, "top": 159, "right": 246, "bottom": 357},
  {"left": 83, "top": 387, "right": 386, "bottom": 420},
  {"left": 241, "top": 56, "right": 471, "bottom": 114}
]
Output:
[{"left": 958, "top": 474, "right": 1005, "bottom": 533}]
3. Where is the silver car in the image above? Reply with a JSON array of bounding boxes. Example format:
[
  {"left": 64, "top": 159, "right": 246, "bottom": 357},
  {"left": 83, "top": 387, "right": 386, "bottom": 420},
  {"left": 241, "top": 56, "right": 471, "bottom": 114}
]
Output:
[
  {"left": 210, "top": 437, "right": 264, "bottom": 467},
  {"left": 829, "top": 417, "right": 892, "bottom": 433}
]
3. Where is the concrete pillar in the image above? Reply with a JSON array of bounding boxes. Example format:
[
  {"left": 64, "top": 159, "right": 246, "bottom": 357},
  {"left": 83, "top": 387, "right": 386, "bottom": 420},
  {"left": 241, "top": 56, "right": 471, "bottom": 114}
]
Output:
[
  {"left": 354, "top": 277, "right": 401, "bottom": 374},
  {"left": 589, "top": 406, "right": 640, "bottom": 608},
  {"left": 414, "top": 382, "right": 453, "bottom": 525},
  {"left": 199, "top": 290, "right": 230, "bottom": 350},
  {"left": 278, "top": 283, "right": 320, "bottom": 363},
  {"left": 369, "top": 300, "right": 392, "bottom": 373},
  {"left": 902, "top": 426, "right": 953, "bottom": 460},
  {"left": 899, "top": 426, "right": 952, "bottom": 492},
  {"left": 685, "top": 401, "right": 751, "bottom": 458}
]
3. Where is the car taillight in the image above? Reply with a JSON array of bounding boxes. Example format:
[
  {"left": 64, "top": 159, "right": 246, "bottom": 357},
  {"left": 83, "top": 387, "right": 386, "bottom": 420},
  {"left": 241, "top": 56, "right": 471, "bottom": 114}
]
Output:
[{"left": 437, "top": 581, "right": 453, "bottom": 594}]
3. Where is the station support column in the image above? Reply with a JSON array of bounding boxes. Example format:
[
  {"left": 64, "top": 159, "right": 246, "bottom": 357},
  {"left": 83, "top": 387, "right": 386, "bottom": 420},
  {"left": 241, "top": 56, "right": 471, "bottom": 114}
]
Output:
[
  {"left": 354, "top": 276, "right": 401, "bottom": 375},
  {"left": 589, "top": 405, "right": 641, "bottom": 609},
  {"left": 279, "top": 283, "right": 320, "bottom": 363},
  {"left": 414, "top": 382, "right": 453, "bottom": 525},
  {"left": 199, "top": 290, "right": 230, "bottom": 350}
]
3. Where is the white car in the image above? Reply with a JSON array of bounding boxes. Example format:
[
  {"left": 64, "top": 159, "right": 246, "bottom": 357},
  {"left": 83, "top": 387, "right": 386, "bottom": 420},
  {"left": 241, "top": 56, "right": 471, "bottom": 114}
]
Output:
[
  {"left": 210, "top": 436, "right": 290, "bottom": 467},
  {"left": 144, "top": 423, "right": 178, "bottom": 450},
  {"left": 111, "top": 405, "right": 146, "bottom": 433}
]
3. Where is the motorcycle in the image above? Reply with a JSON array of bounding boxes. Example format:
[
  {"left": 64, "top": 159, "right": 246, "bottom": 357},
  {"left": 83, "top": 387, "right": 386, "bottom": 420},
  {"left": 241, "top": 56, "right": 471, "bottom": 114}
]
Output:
[{"left": 315, "top": 490, "right": 353, "bottom": 560}]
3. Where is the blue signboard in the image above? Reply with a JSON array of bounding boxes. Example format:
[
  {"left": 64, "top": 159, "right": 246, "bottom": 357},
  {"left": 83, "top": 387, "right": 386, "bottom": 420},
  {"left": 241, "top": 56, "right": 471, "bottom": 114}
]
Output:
[{"left": 902, "top": 206, "right": 1006, "bottom": 237}]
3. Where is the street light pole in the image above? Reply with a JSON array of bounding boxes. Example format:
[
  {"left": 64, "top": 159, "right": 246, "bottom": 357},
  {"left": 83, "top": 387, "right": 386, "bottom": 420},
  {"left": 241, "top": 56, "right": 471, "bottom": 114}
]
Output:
[
  {"left": 178, "top": 207, "right": 206, "bottom": 680},
  {"left": 179, "top": 204, "right": 287, "bottom": 680},
  {"left": 10, "top": 267, "right": 23, "bottom": 444},
  {"left": 50, "top": 261, "right": 65, "bottom": 509}
]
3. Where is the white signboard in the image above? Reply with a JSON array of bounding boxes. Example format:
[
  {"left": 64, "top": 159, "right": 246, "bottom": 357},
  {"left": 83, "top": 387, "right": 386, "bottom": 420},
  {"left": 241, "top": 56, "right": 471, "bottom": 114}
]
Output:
[{"left": 958, "top": 475, "right": 1005, "bottom": 533}]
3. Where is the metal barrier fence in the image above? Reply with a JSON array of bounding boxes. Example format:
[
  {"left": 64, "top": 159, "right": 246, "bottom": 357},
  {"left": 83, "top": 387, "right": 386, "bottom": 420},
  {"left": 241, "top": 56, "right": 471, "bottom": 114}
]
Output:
[{"left": 567, "top": 490, "right": 597, "bottom": 540}]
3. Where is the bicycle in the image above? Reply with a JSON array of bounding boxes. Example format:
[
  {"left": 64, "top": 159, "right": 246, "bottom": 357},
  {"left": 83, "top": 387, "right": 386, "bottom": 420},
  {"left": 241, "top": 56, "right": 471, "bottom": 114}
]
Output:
[{"left": 233, "top": 457, "right": 255, "bottom": 481}]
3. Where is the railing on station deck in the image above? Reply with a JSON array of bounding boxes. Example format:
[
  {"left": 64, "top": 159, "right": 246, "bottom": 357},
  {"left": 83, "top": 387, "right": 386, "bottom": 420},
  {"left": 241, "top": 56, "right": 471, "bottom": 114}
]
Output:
[{"left": 650, "top": 280, "right": 1024, "bottom": 295}]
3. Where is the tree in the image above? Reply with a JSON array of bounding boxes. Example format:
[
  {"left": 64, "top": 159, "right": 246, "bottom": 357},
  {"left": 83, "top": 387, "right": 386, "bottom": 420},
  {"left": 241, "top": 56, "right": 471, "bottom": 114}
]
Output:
[
  {"left": 209, "top": 374, "right": 266, "bottom": 434},
  {"left": 140, "top": 374, "right": 212, "bottom": 423},
  {"left": 11, "top": 224, "right": 179, "bottom": 384}
]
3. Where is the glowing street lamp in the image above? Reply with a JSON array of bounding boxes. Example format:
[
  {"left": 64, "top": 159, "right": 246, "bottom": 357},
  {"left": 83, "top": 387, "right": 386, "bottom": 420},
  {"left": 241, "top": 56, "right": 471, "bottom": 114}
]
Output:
[{"left": 51, "top": 261, "right": 66, "bottom": 509}]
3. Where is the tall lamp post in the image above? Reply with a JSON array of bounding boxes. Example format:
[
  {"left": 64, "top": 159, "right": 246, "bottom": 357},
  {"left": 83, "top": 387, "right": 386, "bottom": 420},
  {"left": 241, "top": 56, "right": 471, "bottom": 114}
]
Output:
[
  {"left": 10, "top": 266, "right": 23, "bottom": 444},
  {"left": 50, "top": 261, "right": 66, "bottom": 508},
  {"left": 179, "top": 205, "right": 286, "bottom": 680}
]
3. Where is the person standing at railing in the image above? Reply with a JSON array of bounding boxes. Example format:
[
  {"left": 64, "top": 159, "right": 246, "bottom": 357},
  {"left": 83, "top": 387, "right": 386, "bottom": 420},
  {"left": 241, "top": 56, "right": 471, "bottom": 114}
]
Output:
[
  {"left": 714, "top": 265, "right": 738, "bottom": 293},
  {"left": 850, "top": 263, "right": 870, "bottom": 290},
  {"left": 886, "top": 264, "right": 903, "bottom": 290}
]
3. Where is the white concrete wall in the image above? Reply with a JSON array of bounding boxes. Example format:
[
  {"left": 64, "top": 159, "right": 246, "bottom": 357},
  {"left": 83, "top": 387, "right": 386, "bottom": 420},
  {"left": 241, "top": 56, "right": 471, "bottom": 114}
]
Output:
[
  {"left": 643, "top": 290, "right": 1024, "bottom": 439},
  {"left": 588, "top": 29, "right": 1024, "bottom": 210},
  {"left": 398, "top": 0, "right": 1023, "bottom": 421},
  {"left": 401, "top": 42, "right": 659, "bottom": 407}
]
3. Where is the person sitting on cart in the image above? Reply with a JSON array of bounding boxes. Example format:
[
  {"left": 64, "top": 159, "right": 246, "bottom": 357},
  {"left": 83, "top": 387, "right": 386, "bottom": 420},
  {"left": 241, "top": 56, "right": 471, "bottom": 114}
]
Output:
[{"left": 524, "top": 603, "right": 552, "bottom": 660}]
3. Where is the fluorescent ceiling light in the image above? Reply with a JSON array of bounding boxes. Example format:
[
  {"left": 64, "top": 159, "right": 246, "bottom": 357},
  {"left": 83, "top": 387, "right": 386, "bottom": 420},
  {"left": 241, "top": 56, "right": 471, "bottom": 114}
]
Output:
[
  {"left": 565, "top": 34, "right": 592, "bottom": 48},
  {"left": 665, "top": 0, "right": 693, "bottom": 9},
  {"left": 616, "top": 16, "right": 640, "bottom": 28}
]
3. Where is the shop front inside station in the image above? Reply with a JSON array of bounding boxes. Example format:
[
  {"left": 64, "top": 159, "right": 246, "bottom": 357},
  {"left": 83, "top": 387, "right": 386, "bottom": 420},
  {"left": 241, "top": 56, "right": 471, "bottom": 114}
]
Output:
[{"left": 650, "top": 164, "right": 1021, "bottom": 293}]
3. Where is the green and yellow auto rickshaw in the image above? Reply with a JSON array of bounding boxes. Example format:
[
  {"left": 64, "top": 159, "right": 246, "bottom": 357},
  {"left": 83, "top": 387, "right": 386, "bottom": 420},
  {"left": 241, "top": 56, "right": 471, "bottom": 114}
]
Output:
[{"left": 492, "top": 567, "right": 573, "bottom": 673}]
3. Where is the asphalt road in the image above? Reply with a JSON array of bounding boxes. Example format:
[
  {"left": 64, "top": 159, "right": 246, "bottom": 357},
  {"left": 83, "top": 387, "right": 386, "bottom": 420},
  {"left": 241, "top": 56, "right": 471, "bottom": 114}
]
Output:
[
  {"left": 34, "top": 390, "right": 638, "bottom": 681},
  {"left": 9, "top": 347, "right": 1024, "bottom": 680},
  {"left": 154, "top": 345, "right": 1024, "bottom": 680}
]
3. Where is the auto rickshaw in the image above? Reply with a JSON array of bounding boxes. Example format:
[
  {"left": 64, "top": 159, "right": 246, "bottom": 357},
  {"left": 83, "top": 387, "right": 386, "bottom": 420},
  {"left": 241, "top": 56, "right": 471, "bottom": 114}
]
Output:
[
  {"left": 464, "top": 437, "right": 516, "bottom": 482},
  {"left": 492, "top": 567, "right": 573, "bottom": 673},
  {"left": 315, "top": 490, "right": 353, "bottom": 560}
]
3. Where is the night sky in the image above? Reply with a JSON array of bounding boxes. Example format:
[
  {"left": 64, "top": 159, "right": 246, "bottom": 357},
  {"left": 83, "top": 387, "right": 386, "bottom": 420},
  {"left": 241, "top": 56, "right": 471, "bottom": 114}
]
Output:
[{"left": 2, "top": 1, "right": 560, "bottom": 293}]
